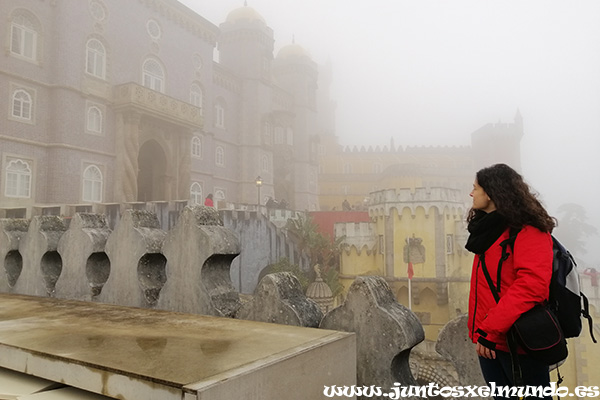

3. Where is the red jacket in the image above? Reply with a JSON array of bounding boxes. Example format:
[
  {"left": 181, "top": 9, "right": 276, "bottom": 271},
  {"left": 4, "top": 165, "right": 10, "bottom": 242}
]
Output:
[{"left": 468, "top": 225, "right": 553, "bottom": 352}]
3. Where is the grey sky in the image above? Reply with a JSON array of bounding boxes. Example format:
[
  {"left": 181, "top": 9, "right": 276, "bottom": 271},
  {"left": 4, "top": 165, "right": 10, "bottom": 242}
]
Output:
[{"left": 178, "top": 0, "right": 600, "bottom": 263}]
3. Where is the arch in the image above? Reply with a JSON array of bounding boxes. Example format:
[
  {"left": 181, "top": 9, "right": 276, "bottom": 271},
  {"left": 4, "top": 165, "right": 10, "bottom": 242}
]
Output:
[
  {"left": 214, "top": 98, "right": 226, "bottom": 128},
  {"left": 12, "top": 89, "right": 32, "bottom": 120},
  {"left": 10, "top": 10, "right": 40, "bottom": 61},
  {"left": 5, "top": 159, "right": 32, "bottom": 198},
  {"left": 215, "top": 146, "right": 225, "bottom": 167},
  {"left": 137, "top": 140, "right": 167, "bottom": 201},
  {"left": 142, "top": 57, "right": 165, "bottom": 92},
  {"left": 190, "top": 82, "right": 203, "bottom": 112},
  {"left": 191, "top": 135, "right": 202, "bottom": 158},
  {"left": 82, "top": 165, "right": 103, "bottom": 203},
  {"left": 86, "top": 38, "right": 106, "bottom": 79},
  {"left": 87, "top": 105, "right": 103, "bottom": 133},
  {"left": 261, "top": 154, "right": 270, "bottom": 172},
  {"left": 190, "top": 182, "right": 203, "bottom": 205}
]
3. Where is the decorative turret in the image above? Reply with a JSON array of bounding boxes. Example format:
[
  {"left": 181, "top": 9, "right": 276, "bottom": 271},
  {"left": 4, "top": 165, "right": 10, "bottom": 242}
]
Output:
[
  {"left": 306, "top": 264, "right": 334, "bottom": 313},
  {"left": 218, "top": 3, "right": 274, "bottom": 80},
  {"left": 471, "top": 109, "right": 524, "bottom": 171}
]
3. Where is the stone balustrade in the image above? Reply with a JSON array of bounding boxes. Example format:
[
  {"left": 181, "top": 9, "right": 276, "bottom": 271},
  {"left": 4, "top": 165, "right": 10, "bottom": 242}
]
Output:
[{"left": 0, "top": 209, "right": 487, "bottom": 397}]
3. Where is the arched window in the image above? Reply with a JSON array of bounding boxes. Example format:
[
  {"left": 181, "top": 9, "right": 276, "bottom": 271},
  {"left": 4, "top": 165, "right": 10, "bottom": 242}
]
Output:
[
  {"left": 215, "top": 101, "right": 225, "bottom": 128},
  {"left": 215, "top": 190, "right": 225, "bottom": 203},
  {"left": 5, "top": 159, "right": 31, "bottom": 198},
  {"left": 274, "top": 127, "right": 284, "bottom": 144},
  {"left": 190, "top": 83, "right": 203, "bottom": 112},
  {"left": 10, "top": 14, "right": 38, "bottom": 61},
  {"left": 261, "top": 155, "right": 270, "bottom": 172},
  {"left": 87, "top": 106, "right": 102, "bottom": 134},
  {"left": 373, "top": 163, "right": 383, "bottom": 174},
  {"left": 191, "top": 136, "right": 202, "bottom": 158},
  {"left": 86, "top": 38, "right": 106, "bottom": 79},
  {"left": 142, "top": 58, "right": 164, "bottom": 92},
  {"left": 215, "top": 146, "right": 225, "bottom": 167},
  {"left": 82, "top": 165, "right": 103, "bottom": 203},
  {"left": 263, "top": 121, "right": 272, "bottom": 145},
  {"left": 343, "top": 163, "right": 352, "bottom": 174},
  {"left": 12, "top": 89, "right": 32, "bottom": 121},
  {"left": 190, "top": 182, "right": 203, "bottom": 205}
]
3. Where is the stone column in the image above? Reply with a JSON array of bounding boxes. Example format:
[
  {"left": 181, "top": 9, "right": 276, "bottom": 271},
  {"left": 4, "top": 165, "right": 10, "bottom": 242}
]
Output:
[
  {"left": 178, "top": 129, "right": 192, "bottom": 201},
  {"left": 114, "top": 111, "right": 141, "bottom": 203}
]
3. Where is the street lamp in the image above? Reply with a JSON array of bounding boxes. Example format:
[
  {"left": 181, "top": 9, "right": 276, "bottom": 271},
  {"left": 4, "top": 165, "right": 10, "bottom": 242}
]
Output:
[{"left": 255, "top": 175, "right": 263, "bottom": 207}]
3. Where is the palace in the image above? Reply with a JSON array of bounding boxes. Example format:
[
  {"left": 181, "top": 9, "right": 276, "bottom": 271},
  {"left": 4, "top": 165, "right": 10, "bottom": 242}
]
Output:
[{"left": 0, "top": 0, "right": 325, "bottom": 216}]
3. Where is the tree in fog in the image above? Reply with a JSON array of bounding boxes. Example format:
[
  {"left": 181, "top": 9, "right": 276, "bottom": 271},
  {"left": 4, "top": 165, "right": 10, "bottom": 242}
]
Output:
[{"left": 554, "top": 203, "right": 598, "bottom": 261}]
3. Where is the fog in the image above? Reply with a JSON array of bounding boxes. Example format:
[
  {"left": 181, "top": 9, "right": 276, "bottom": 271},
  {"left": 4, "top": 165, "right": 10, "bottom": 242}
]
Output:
[{"left": 179, "top": 0, "right": 600, "bottom": 264}]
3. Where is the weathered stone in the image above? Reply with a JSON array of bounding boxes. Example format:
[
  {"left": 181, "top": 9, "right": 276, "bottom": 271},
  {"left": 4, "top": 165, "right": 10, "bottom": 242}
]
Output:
[
  {"left": 320, "top": 276, "right": 424, "bottom": 399},
  {"left": 436, "top": 314, "right": 486, "bottom": 390},
  {"left": 237, "top": 272, "right": 323, "bottom": 327},
  {"left": 56, "top": 213, "right": 112, "bottom": 300},
  {"left": 11, "top": 216, "right": 69, "bottom": 297},
  {"left": 98, "top": 210, "right": 167, "bottom": 308},
  {"left": 158, "top": 205, "right": 240, "bottom": 317},
  {"left": 0, "top": 219, "right": 30, "bottom": 292}
]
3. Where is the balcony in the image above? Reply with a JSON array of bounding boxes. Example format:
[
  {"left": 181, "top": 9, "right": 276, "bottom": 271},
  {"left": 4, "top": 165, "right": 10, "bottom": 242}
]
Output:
[{"left": 113, "top": 83, "right": 202, "bottom": 129}]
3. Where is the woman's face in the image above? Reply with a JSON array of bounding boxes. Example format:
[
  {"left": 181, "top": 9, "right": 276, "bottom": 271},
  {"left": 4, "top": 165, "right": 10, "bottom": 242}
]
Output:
[{"left": 470, "top": 180, "right": 496, "bottom": 212}]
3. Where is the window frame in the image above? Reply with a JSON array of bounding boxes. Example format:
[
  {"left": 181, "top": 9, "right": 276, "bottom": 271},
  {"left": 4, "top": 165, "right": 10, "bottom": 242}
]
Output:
[
  {"left": 190, "top": 182, "right": 203, "bottom": 205},
  {"left": 215, "top": 146, "right": 225, "bottom": 167},
  {"left": 11, "top": 88, "right": 33, "bottom": 122},
  {"left": 191, "top": 136, "right": 202, "bottom": 158},
  {"left": 215, "top": 102, "right": 225, "bottom": 129},
  {"left": 10, "top": 14, "right": 38, "bottom": 62},
  {"left": 86, "top": 105, "right": 103, "bottom": 134},
  {"left": 85, "top": 38, "right": 106, "bottom": 79},
  {"left": 82, "top": 165, "right": 103, "bottom": 203},
  {"left": 190, "top": 83, "right": 203, "bottom": 113},
  {"left": 5, "top": 159, "right": 32, "bottom": 198},
  {"left": 142, "top": 58, "right": 165, "bottom": 93}
]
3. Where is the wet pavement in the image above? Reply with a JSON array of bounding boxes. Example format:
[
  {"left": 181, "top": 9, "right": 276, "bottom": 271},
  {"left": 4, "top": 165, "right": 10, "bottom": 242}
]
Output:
[{"left": 0, "top": 294, "right": 347, "bottom": 392}]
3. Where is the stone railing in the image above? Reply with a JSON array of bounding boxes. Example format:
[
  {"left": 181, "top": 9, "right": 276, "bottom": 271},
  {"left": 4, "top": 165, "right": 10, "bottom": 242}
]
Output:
[
  {"left": 0, "top": 208, "right": 488, "bottom": 398},
  {"left": 113, "top": 82, "right": 203, "bottom": 128}
]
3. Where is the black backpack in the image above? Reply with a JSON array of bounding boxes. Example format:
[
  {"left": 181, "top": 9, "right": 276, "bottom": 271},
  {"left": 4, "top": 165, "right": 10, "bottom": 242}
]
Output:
[{"left": 503, "top": 228, "right": 596, "bottom": 343}]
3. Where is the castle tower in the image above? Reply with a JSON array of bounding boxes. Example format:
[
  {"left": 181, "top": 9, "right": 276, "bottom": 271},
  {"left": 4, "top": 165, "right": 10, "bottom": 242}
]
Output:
[
  {"left": 218, "top": 4, "right": 276, "bottom": 205},
  {"left": 272, "top": 41, "right": 320, "bottom": 210},
  {"left": 471, "top": 109, "right": 524, "bottom": 172}
]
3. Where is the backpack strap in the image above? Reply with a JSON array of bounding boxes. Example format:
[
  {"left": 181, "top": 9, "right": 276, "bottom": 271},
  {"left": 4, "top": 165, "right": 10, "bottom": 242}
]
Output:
[
  {"left": 496, "top": 227, "right": 521, "bottom": 294},
  {"left": 479, "top": 227, "right": 524, "bottom": 387},
  {"left": 581, "top": 293, "right": 598, "bottom": 343}
]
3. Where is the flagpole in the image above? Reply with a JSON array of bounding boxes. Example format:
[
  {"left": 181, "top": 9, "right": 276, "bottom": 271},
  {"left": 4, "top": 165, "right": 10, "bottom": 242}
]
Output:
[{"left": 408, "top": 277, "right": 412, "bottom": 310}]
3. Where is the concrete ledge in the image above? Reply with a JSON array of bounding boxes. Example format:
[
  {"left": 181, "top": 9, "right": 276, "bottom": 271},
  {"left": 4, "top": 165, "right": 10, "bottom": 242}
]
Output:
[{"left": 0, "top": 294, "right": 356, "bottom": 400}]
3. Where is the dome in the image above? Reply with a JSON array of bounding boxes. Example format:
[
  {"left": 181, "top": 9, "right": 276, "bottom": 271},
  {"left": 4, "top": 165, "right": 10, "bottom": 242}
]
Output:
[
  {"left": 225, "top": 5, "right": 265, "bottom": 24},
  {"left": 306, "top": 264, "right": 334, "bottom": 314},
  {"left": 276, "top": 43, "right": 312, "bottom": 60}
]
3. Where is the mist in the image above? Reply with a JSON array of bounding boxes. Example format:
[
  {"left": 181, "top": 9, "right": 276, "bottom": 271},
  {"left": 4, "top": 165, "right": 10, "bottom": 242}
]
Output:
[{"left": 179, "top": 0, "right": 600, "bottom": 264}]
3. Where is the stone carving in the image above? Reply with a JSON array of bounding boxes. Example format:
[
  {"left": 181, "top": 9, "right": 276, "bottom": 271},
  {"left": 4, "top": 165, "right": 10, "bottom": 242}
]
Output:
[
  {"left": 403, "top": 236, "right": 425, "bottom": 264},
  {"left": 436, "top": 314, "right": 486, "bottom": 391},
  {"left": 159, "top": 205, "right": 240, "bottom": 317},
  {"left": 0, "top": 218, "right": 30, "bottom": 292},
  {"left": 237, "top": 272, "right": 323, "bottom": 327},
  {"left": 98, "top": 210, "right": 167, "bottom": 308},
  {"left": 12, "top": 216, "right": 69, "bottom": 297},
  {"left": 56, "top": 213, "right": 112, "bottom": 300},
  {"left": 320, "top": 276, "right": 424, "bottom": 399}
]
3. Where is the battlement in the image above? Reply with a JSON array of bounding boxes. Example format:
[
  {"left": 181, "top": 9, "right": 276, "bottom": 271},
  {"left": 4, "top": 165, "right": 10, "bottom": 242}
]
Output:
[{"left": 340, "top": 144, "right": 472, "bottom": 154}]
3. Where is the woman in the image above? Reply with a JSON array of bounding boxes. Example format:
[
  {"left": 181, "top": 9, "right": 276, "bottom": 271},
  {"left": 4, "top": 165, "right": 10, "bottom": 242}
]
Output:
[
  {"left": 204, "top": 193, "right": 214, "bottom": 207},
  {"left": 466, "top": 164, "right": 555, "bottom": 397}
]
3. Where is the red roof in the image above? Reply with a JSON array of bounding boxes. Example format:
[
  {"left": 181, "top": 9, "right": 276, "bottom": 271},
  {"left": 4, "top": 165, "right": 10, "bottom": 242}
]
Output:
[{"left": 309, "top": 211, "right": 371, "bottom": 241}]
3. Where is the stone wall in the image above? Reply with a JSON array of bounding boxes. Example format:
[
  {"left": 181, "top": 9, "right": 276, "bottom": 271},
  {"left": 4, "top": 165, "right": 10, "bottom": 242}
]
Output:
[{"left": 0, "top": 207, "right": 487, "bottom": 397}]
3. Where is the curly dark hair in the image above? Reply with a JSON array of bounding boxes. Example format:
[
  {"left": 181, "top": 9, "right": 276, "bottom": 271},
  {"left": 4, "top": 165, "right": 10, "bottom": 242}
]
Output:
[{"left": 467, "top": 163, "right": 556, "bottom": 232}]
